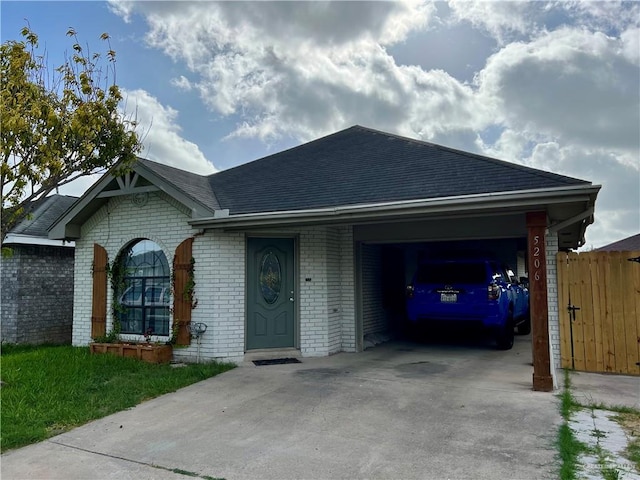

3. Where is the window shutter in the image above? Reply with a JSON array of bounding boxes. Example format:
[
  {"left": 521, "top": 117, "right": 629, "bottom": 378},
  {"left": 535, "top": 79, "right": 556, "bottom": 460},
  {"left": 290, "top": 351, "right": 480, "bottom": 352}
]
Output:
[
  {"left": 91, "top": 244, "right": 108, "bottom": 339},
  {"left": 173, "top": 238, "right": 194, "bottom": 345}
]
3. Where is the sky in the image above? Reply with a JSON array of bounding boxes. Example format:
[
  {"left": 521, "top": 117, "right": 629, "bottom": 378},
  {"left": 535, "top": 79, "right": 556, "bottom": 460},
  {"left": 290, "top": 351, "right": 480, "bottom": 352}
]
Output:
[{"left": 1, "top": 0, "right": 638, "bottom": 249}]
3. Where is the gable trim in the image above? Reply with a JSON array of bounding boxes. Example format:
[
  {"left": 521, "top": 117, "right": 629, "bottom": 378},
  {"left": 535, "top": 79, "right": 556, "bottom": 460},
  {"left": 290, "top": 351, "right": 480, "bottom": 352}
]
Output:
[{"left": 48, "top": 160, "right": 217, "bottom": 240}]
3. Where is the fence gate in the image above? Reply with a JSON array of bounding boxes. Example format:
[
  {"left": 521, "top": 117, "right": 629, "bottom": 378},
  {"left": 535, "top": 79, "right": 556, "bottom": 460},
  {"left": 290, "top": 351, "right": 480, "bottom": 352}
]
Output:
[{"left": 557, "top": 250, "right": 640, "bottom": 375}]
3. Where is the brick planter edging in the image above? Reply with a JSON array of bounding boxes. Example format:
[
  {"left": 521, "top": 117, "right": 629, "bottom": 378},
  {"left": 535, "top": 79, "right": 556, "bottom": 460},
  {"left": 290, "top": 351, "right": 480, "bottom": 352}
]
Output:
[{"left": 89, "top": 343, "right": 173, "bottom": 364}]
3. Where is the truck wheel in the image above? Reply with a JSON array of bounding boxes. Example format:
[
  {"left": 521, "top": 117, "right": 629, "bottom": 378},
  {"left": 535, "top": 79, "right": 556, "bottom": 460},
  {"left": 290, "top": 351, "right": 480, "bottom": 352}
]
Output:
[
  {"left": 517, "top": 313, "right": 531, "bottom": 335},
  {"left": 496, "top": 317, "right": 515, "bottom": 350}
]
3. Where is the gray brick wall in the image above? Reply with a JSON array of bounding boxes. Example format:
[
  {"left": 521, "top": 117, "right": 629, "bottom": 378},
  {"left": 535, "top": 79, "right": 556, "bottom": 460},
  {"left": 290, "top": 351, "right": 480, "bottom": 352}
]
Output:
[
  {"left": 361, "top": 244, "right": 387, "bottom": 336},
  {"left": 1, "top": 252, "right": 20, "bottom": 342},
  {"left": 1, "top": 245, "right": 74, "bottom": 344}
]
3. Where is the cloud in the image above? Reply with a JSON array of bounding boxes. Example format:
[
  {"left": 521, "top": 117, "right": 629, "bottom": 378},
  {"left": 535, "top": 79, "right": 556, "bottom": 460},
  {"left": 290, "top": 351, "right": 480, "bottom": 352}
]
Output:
[
  {"left": 112, "top": 1, "right": 447, "bottom": 142},
  {"left": 447, "top": 0, "right": 536, "bottom": 43},
  {"left": 447, "top": 1, "right": 640, "bottom": 44},
  {"left": 122, "top": 89, "right": 217, "bottom": 175},
  {"left": 108, "top": 0, "right": 638, "bottom": 248},
  {"left": 60, "top": 89, "right": 217, "bottom": 198},
  {"left": 56, "top": 173, "right": 104, "bottom": 200},
  {"left": 107, "top": 0, "right": 135, "bottom": 24},
  {"left": 562, "top": 1, "right": 640, "bottom": 33},
  {"left": 170, "top": 75, "right": 193, "bottom": 92},
  {"left": 529, "top": 143, "right": 639, "bottom": 248},
  {"left": 477, "top": 27, "right": 640, "bottom": 153}
]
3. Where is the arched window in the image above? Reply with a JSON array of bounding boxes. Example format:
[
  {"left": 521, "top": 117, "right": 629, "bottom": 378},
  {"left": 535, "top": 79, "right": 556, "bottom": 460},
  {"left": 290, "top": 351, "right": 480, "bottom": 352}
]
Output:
[{"left": 117, "top": 239, "right": 170, "bottom": 336}]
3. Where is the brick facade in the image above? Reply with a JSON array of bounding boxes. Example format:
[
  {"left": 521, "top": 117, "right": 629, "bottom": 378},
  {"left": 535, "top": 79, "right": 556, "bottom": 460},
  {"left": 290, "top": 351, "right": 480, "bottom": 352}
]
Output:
[
  {"left": 1, "top": 245, "right": 74, "bottom": 344},
  {"left": 361, "top": 244, "right": 387, "bottom": 336},
  {"left": 545, "top": 232, "right": 560, "bottom": 388},
  {"left": 296, "top": 225, "right": 356, "bottom": 356},
  {"left": 72, "top": 193, "right": 357, "bottom": 363},
  {"left": 68, "top": 189, "right": 565, "bottom": 378}
]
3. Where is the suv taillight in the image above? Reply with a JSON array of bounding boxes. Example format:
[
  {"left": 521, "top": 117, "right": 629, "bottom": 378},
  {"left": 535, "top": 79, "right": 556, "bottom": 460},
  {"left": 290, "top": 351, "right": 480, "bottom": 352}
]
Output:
[
  {"left": 487, "top": 283, "right": 500, "bottom": 300},
  {"left": 406, "top": 285, "right": 414, "bottom": 298}
]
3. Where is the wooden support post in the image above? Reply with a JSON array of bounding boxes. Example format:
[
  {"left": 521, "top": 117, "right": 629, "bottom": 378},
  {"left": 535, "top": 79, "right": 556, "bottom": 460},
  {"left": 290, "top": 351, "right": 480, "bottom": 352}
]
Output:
[{"left": 527, "top": 211, "right": 553, "bottom": 392}]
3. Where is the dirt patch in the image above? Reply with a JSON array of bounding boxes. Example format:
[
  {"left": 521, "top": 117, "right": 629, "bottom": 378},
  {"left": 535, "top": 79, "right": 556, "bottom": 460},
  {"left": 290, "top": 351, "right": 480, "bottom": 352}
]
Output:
[
  {"left": 615, "top": 412, "right": 640, "bottom": 435},
  {"left": 613, "top": 412, "right": 640, "bottom": 472}
]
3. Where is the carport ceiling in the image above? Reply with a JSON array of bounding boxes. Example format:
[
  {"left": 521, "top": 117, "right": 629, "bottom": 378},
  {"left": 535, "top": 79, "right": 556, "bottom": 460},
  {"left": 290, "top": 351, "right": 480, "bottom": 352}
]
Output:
[{"left": 353, "top": 213, "right": 526, "bottom": 244}]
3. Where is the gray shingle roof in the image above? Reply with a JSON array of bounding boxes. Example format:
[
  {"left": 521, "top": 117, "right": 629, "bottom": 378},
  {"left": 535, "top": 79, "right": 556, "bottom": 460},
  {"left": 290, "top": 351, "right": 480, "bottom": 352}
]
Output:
[
  {"left": 134, "top": 125, "right": 591, "bottom": 217},
  {"left": 596, "top": 233, "right": 640, "bottom": 252},
  {"left": 138, "top": 160, "right": 221, "bottom": 211},
  {"left": 11, "top": 195, "right": 78, "bottom": 237},
  {"left": 207, "top": 125, "right": 590, "bottom": 215}
]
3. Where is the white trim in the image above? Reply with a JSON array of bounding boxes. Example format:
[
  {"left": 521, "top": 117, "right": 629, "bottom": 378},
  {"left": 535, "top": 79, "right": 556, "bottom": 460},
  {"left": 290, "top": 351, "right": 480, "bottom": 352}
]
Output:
[
  {"left": 190, "top": 184, "right": 601, "bottom": 229},
  {"left": 3, "top": 233, "right": 75, "bottom": 247}
]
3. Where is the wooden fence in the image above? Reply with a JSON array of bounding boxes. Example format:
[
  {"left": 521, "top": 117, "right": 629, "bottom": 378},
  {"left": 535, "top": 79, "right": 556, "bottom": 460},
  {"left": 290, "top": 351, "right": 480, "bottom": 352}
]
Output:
[{"left": 557, "top": 250, "right": 640, "bottom": 375}]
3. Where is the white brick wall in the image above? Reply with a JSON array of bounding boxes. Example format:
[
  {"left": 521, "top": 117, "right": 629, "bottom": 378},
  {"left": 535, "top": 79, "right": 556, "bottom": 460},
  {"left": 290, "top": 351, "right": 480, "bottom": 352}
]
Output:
[
  {"left": 298, "top": 225, "right": 355, "bottom": 356},
  {"left": 188, "top": 229, "right": 245, "bottom": 364},
  {"left": 326, "top": 227, "right": 342, "bottom": 354},
  {"left": 73, "top": 193, "right": 246, "bottom": 363},
  {"left": 75, "top": 195, "right": 358, "bottom": 363},
  {"left": 298, "top": 227, "right": 329, "bottom": 356},
  {"left": 546, "top": 231, "right": 560, "bottom": 389}
]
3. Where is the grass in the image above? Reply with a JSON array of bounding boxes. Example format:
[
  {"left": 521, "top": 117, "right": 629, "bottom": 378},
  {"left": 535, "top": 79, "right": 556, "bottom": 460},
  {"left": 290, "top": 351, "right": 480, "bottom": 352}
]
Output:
[
  {"left": 0, "top": 344, "right": 235, "bottom": 452},
  {"left": 557, "top": 370, "right": 589, "bottom": 480},
  {"left": 613, "top": 412, "right": 640, "bottom": 472},
  {"left": 626, "top": 437, "right": 640, "bottom": 470},
  {"left": 558, "top": 369, "right": 640, "bottom": 480}
]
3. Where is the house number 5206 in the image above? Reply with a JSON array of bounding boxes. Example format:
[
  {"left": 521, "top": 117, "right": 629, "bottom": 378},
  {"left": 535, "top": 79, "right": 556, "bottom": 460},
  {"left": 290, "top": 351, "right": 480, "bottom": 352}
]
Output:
[{"left": 533, "top": 235, "right": 541, "bottom": 281}]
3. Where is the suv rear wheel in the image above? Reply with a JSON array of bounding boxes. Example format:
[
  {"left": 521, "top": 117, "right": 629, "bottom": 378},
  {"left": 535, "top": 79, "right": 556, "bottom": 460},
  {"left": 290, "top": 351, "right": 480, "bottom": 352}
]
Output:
[
  {"left": 496, "top": 314, "right": 515, "bottom": 350},
  {"left": 517, "top": 310, "right": 531, "bottom": 335}
]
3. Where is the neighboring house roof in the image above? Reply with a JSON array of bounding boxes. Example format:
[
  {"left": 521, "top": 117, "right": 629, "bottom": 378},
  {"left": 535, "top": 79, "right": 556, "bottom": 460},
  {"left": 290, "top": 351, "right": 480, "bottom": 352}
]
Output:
[
  {"left": 596, "top": 233, "right": 640, "bottom": 252},
  {"left": 49, "top": 125, "right": 601, "bottom": 249},
  {"left": 5, "top": 195, "right": 78, "bottom": 247},
  {"left": 207, "top": 125, "right": 590, "bottom": 215}
]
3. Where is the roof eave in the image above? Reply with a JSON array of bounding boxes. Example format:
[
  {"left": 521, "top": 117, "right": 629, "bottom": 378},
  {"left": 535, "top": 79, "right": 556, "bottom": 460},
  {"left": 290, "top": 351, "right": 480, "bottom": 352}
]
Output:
[
  {"left": 3, "top": 233, "right": 75, "bottom": 248},
  {"left": 190, "top": 184, "right": 601, "bottom": 230}
]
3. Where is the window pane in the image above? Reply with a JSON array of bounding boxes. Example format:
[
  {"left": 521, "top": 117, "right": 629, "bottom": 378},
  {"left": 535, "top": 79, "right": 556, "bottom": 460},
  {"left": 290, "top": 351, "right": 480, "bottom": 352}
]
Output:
[
  {"left": 120, "top": 278, "right": 143, "bottom": 306},
  {"left": 147, "top": 307, "right": 170, "bottom": 336},
  {"left": 126, "top": 240, "right": 169, "bottom": 277},
  {"left": 118, "top": 239, "right": 170, "bottom": 336},
  {"left": 120, "top": 308, "right": 143, "bottom": 334},
  {"left": 417, "top": 262, "right": 487, "bottom": 284},
  {"left": 260, "top": 251, "right": 281, "bottom": 304}
]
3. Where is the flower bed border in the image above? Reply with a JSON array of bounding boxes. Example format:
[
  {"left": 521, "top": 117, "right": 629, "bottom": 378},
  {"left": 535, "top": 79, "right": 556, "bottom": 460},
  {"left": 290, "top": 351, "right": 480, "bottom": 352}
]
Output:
[{"left": 89, "top": 343, "right": 173, "bottom": 364}]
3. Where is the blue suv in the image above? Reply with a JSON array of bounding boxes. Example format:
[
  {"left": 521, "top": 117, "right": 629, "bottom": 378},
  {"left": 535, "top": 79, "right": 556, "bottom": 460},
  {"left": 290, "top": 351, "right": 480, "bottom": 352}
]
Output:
[{"left": 406, "top": 257, "right": 530, "bottom": 350}]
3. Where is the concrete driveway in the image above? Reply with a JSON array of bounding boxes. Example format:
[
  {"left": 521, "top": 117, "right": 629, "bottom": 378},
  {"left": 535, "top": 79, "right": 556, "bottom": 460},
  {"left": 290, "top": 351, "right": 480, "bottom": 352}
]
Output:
[{"left": 2, "top": 335, "right": 561, "bottom": 479}]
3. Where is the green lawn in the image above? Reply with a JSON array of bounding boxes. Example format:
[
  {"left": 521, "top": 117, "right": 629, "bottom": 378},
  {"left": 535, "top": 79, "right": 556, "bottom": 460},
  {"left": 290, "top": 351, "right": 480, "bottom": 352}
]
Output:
[{"left": 0, "top": 344, "right": 235, "bottom": 452}]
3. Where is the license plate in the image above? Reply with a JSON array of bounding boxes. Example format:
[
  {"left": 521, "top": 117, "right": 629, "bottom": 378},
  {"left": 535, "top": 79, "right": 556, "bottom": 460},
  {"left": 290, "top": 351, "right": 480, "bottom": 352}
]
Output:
[{"left": 440, "top": 293, "right": 457, "bottom": 303}]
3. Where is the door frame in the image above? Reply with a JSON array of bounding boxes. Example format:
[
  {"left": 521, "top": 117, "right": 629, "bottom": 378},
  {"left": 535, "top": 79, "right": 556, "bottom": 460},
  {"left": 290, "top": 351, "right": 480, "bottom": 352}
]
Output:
[{"left": 245, "top": 234, "right": 299, "bottom": 351}]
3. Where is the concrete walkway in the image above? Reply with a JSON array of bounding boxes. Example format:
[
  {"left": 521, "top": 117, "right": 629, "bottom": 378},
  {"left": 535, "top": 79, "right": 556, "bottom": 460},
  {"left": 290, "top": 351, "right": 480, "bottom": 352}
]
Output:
[
  {"left": 3, "top": 336, "right": 561, "bottom": 480},
  {"left": 569, "top": 371, "right": 640, "bottom": 480}
]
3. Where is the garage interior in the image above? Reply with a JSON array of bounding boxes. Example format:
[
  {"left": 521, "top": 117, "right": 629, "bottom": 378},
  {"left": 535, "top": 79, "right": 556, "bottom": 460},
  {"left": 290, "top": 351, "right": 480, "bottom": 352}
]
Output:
[{"left": 355, "top": 214, "right": 530, "bottom": 347}]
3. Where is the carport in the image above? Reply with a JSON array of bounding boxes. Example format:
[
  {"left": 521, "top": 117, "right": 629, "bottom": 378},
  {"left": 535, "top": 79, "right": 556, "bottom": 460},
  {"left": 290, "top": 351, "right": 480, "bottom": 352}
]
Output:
[
  {"left": 349, "top": 190, "right": 600, "bottom": 391},
  {"left": 356, "top": 222, "right": 529, "bottom": 340}
]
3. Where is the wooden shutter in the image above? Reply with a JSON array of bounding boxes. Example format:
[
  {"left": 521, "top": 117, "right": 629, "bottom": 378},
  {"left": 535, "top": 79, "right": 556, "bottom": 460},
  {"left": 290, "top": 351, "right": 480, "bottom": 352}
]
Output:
[
  {"left": 173, "top": 238, "right": 194, "bottom": 345},
  {"left": 91, "top": 244, "right": 108, "bottom": 339}
]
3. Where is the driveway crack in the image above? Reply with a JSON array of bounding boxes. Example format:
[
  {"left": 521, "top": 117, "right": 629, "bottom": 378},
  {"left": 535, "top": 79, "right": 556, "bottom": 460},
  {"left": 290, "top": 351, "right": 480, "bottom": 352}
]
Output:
[{"left": 47, "top": 439, "right": 222, "bottom": 480}]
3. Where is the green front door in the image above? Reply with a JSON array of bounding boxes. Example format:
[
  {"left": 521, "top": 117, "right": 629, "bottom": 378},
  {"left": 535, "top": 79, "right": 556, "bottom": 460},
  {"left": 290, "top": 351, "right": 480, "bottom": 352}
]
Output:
[{"left": 247, "top": 237, "right": 295, "bottom": 350}]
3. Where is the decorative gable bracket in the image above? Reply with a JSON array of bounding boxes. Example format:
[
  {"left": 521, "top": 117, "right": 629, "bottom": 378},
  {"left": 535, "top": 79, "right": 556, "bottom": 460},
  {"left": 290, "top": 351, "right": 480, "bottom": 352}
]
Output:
[{"left": 97, "top": 172, "right": 159, "bottom": 198}]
